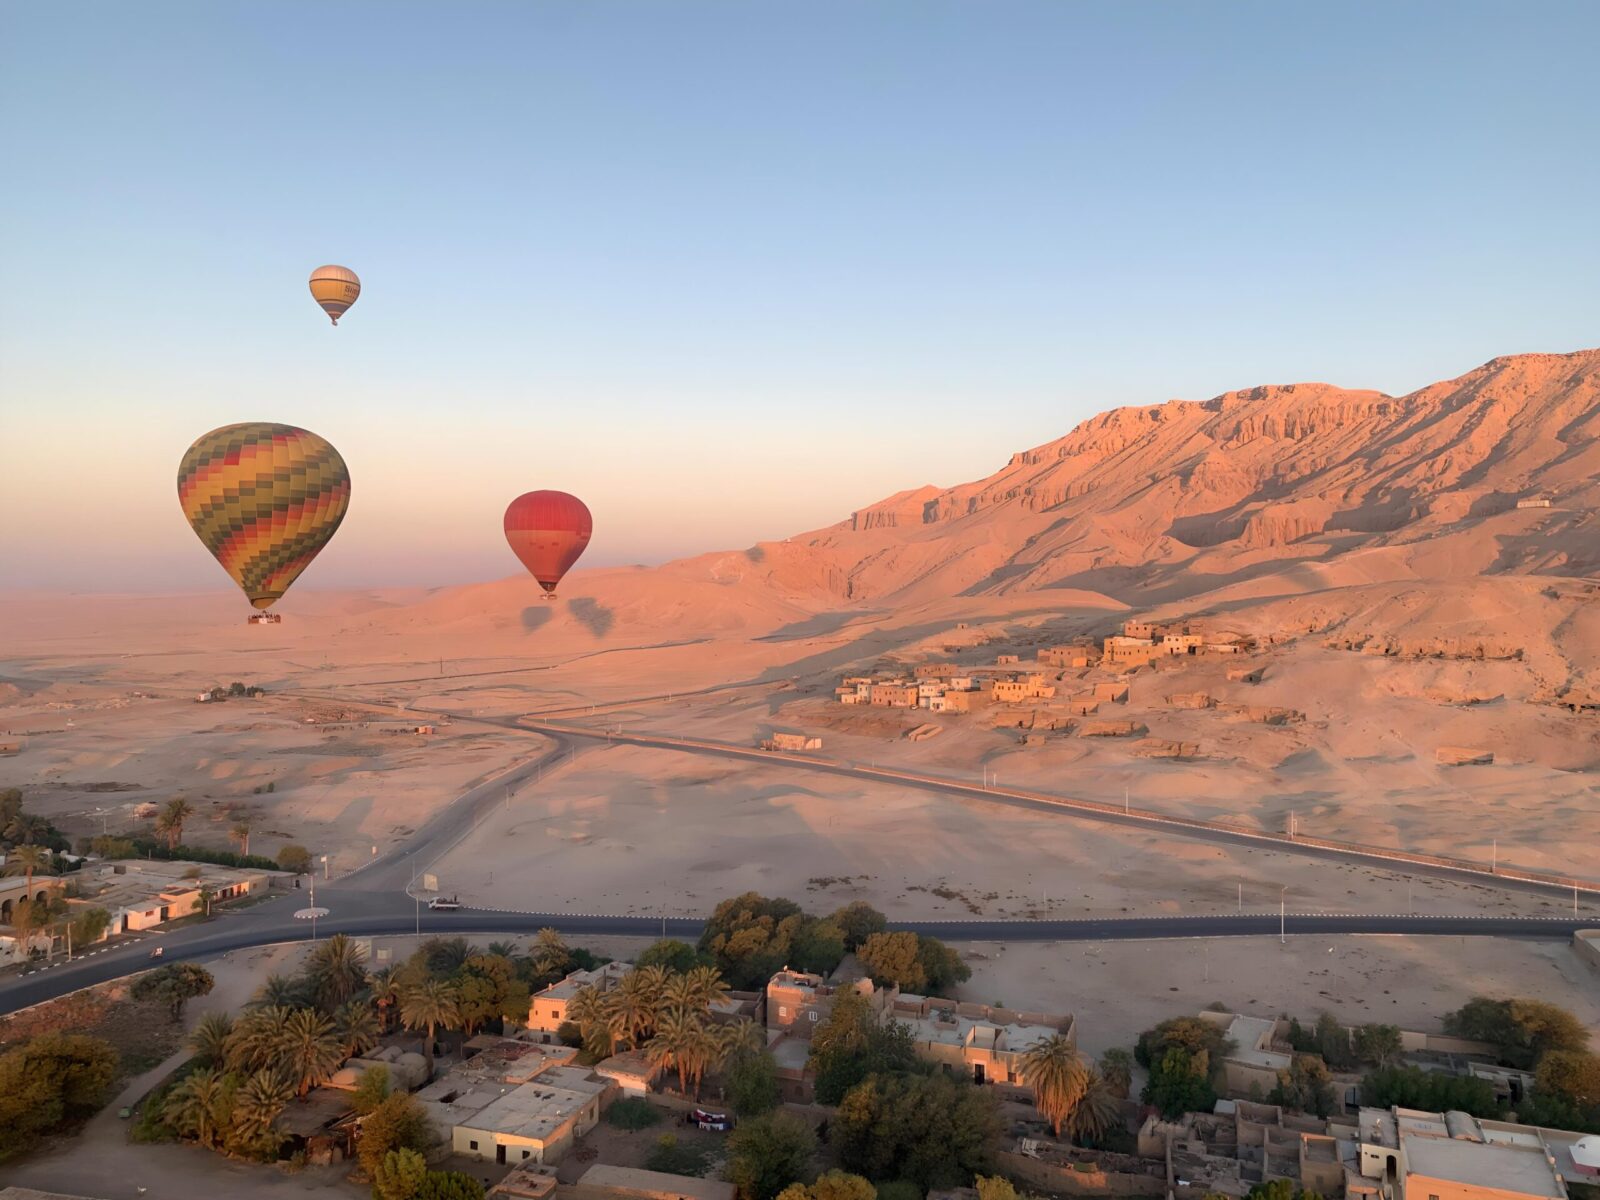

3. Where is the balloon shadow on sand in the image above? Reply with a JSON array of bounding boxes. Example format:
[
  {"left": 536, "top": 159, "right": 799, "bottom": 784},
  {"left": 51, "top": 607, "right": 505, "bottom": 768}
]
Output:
[
  {"left": 521, "top": 606, "right": 553, "bottom": 634},
  {"left": 568, "top": 597, "right": 615, "bottom": 638}
]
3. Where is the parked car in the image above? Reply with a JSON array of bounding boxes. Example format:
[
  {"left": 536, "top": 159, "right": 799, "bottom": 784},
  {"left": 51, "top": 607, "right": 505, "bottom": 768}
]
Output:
[{"left": 689, "top": 1109, "right": 734, "bottom": 1131}]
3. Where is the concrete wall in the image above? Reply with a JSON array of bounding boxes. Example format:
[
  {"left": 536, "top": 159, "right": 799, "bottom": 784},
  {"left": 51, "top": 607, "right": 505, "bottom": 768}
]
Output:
[{"left": 1574, "top": 930, "right": 1600, "bottom": 973}]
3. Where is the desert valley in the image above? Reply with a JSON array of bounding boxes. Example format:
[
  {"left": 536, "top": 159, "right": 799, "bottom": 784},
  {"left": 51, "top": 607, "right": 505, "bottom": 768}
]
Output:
[{"left": 4, "top": 348, "right": 1598, "bottom": 930}]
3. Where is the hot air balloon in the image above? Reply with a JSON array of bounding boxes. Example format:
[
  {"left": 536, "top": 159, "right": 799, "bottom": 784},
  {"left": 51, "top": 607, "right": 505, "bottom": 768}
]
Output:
[
  {"left": 308, "top": 264, "right": 360, "bottom": 325},
  {"left": 504, "top": 491, "right": 592, "bottom": 598},
  {"left": 177, "top": 422, "right": 351, "bottom": 618}
]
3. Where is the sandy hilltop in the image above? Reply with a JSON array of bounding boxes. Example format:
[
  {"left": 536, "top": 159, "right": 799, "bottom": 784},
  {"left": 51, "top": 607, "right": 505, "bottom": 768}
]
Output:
[{"left": 3, "top": 347, "right": 1599, "bottom": 935}]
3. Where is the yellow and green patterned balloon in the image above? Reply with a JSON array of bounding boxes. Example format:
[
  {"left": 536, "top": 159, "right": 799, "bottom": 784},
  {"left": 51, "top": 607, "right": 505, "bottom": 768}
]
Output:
[{"left": 177, "top": 422, "right": 351, "bottom": 610}]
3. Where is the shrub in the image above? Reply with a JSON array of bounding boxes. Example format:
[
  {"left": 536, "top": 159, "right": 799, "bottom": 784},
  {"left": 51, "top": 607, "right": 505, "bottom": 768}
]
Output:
[{"left": 0, "top": 1033, "right": 120, "bottom": 1161}]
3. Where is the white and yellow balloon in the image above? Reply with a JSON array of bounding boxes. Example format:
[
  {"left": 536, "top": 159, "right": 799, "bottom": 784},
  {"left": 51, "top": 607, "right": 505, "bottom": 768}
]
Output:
[{"left": 308, "top": 265, "right": 360, "bottom": 326}]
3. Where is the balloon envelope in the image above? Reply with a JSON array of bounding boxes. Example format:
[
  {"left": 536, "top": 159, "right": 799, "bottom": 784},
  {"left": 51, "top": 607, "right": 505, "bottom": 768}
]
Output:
[
  {"left": 308, "top": 264, "right": 360, "bottom": 325},
  {"left": 178, "top": 422, "right": 351, "bottom": 609},
  {"left": 504, "top": 491, "right": 593, "bottom": 594}
]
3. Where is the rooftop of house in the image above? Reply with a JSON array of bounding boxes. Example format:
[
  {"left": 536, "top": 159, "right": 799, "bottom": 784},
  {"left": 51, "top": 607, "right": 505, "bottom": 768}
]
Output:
[
  {"left": 72, "top": 858, "right": 284, "bottom": 911},
  {"left": 535, "top": 961, "right": 630, "bottom": 1003},
  {"left": 488, "top": 1163, "right": 560, "bottom": 1200},
  {"left": 901, "top": 1009, "right": 1063, "bottom": 1056},
  {"left": 453, "top": 1072, "right": 609, "bottom": 1142},
  {"left": 1212, "top": 1013, "right": 1291, "bottom": 1070},
  {"left": 1402, "top": 1134, "right": 1565, "bottom": 1199},
  {"left": 574, "top": 1163, "right": 737, "bottom": 1200},
  {"left": 768, "top": 969, "right": 829, "bottom": 997},
  {"left": 596, "top": 1049, "right": 659, "bottom": 1082}
]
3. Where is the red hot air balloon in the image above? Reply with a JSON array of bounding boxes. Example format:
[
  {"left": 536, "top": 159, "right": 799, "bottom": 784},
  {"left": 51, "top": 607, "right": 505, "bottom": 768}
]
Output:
[{"left": 504, "top": 491, "right": 593, "bottom": 597}]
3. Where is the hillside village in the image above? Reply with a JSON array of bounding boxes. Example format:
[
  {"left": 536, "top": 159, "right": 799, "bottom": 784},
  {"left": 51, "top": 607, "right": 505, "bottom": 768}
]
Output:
[{"left": 829, "top": 618, "right": 1286, "bottom": 758}]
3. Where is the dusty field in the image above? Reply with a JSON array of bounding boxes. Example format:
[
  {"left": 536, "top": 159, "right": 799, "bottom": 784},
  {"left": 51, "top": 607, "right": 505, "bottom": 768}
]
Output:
[
  {"left": 961, "top": 935, "right": 1600, "bottom": 1058},
  {"left": 431, "top": 743, "right": 1586, "bottom": 923}
]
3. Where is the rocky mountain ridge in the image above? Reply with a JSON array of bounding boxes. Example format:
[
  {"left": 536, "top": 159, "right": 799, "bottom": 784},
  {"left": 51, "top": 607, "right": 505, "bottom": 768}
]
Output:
[{"left": 730, "top": 349, "right": 1600, "bottom": 603}]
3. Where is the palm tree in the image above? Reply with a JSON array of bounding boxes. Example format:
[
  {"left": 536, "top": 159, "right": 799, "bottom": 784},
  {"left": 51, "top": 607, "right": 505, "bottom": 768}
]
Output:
[
  {"left": 681, "top": 1020, "right": 722, "bottom": 1099},
  {"left": 189, "top": 1011, "right": 235, "bottom": 1065},
  {"left": 647, "top": 1008, "right": 703, "bottom": 1093},
  {"left": 225, "top": 1005, "right": 296, "bottom": 1074},
  {"left": 333, "top": 999, "right": 381, "bottom": 1058},
  {"left": 530, "top": 927, "right": 571, "bottom": 977},
  {"left": 163, "top": 1066, "right": 231, "bottom": 1148},
  {"left": 604, "top": 982, "right": 657, "bottom": 1052},
  {"left": 157, "top": 797, "right": 194, "bottom": 850},
  {"left": 1098, "top": 1048, "right": 1133, "bottom": 1099},
  {"left": 664, "top": 964, "right": 729, "bottom": 1016},
  {"left": 231, "top": 1068, "right": 292, "bottom": 1147},
  {"left": 714, "top": 1018, "right": 763, "bottom": 1072},
  {"left": 566, "top": 986, "right": 612, "bottom": 1057},
  {"left": 253, "top": 973, "right": 306, "bottom": 1009},
  {"left": 488, "top": 940, "right": 520, "bottom": 961},
  {"left": 275, "top": 1007, "right": 344, "bottom": 1098},
  {"left": 400, "top": 979, "right": 459, "bottom": 1077},
  {"left": 3, "top": 811, "right": 49, "bottom": 846},
  {"left": 230, "top": 819, "right": 253, "bottom": 858},
  {"left": 421, "top": 937, "right": 474, "bottom": 975},
  {"left": 1064, "top": 1071, "right": 1123, "bottom": 1145},
  {"left": 196, "top": 883, "right": 216, "bottom": 917},
  {"left": 306, "top": 933, "right": 368, "bottom": 1011},
  {"left": 4, "top": 844, "right": 54, "bottom": 906},
  {"left": 1019, "top": 1034, "right": 1091, "bottom": 1137},
  {"left": 368, "top": 965, "right": 404, "bottom": 1033}
]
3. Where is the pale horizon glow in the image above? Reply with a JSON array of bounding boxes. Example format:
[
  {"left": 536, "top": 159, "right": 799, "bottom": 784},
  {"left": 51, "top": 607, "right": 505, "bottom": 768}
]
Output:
[{"left": 3, "top": 2, "right": 1598, "bottom": 594}]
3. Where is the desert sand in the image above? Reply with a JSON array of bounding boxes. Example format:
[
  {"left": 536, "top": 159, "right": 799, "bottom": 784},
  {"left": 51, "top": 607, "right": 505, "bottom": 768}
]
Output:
[{"left": 4, "top": 348, "right": 1598, "bottom": 1027}]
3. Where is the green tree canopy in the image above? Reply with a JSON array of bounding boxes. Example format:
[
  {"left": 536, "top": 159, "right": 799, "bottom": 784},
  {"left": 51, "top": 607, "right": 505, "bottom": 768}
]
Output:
[
  {"left": 831, "top": 903, "right": 888, "bottom": 952},
  {"left": 833, "top": 1073, "right": 1000, "bottom": 1189},
  {"left": 0, "top": 1033, "right": 120, "bottom": 1162},
  {"left": 1141, "top": 1046, "right": 1216, "bottom": 1118},
  {"left": 133, "top": 962, "right": 215, "bottom": 1021},
  {"left": 1359, "top": 1066, "right": 1501, "bottom": 1119},
  {"left": 1444, "top": 998, "right": 1589, "bottom": 1070},
  {"left": 777, "top": 1171, "right": 878, "bottom": 1200},
  {"left": 725, "top": 1111, "right": 818, "bottom": 1200},
  {"left": 359, "top": 1093, "right": 434, "bottom": 1179},
  {"left": 809, "top": 986, "right": 917, "bottom": 1105}
]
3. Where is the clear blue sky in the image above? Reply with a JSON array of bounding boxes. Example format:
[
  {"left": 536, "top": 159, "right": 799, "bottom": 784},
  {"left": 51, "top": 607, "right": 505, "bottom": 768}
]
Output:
[{"left": 3, "top": 1, "right": 1596, "bottom": 593}]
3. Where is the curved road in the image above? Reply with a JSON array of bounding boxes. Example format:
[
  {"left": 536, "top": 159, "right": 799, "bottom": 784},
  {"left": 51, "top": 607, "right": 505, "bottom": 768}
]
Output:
[{"left": 4, "top": 699, "right": 1592, "bottom": 1017}]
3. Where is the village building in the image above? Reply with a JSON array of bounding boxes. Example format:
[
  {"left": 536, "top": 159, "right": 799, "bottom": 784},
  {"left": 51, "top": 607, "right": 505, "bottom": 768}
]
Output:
[
  {"left": 594, "top": 1049, "right": 663, "bottom": 1096},
  {"left": 526, "top": 962, "right": 631, "bottom": 1037},
  {"left": 1138, "top": 1099, "right": 1342, "bottom": 1200},
  {"left": 65, "top": 858, "right": 288, "bottom": 935},
  {"left": 869, "top": 681, "right": 920, "bottom": 708},
  {"left": 0, "top": 871, "right": 67, "bottom": 925},
  {"left": 1102, "top": 635, "right": 1164, "bottom": 666},
  {"left": 764, "top": 970, "right": 1074, "bottom": 1087},
  {"left": 989, "top": 674, "right": 1056, "bottom": 703},
  {"left": 417, "top": 1048, "right": 612, "bottom": 1166},
  {"left": 1352, "top": 1106, "right": 1593, "bottom": 1200},
  {"left": 1039, "top": 644, "right": 1098, "bottom": 668},
  {"left": 765, "top": 969, "right": 877, "bottom": 1037},
  {"left": 887, "top": 991, "right": 1075, "bottom": 1086}
]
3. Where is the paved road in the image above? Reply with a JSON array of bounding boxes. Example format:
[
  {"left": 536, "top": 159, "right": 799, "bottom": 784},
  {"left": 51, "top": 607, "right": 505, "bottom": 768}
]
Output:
[
  {"left": 481, "top": 713, "right": 1595, "bottom": 904},
  {"left": 2, "top": 886, "right": 1586, "bottom": 1016},
  {"left": 4, "top": 696, "right": 1592, "bottom": 1018}
]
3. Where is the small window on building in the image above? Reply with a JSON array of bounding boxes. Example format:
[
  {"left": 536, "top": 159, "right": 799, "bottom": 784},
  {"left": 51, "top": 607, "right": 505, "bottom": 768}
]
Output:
[
  {"left": 809, "top": 1010, "right": 818, "bottom": 1021},
  {"left": 522, "top": 1150, "right": 531, "bottom": 1159},
  {"left": 778, "top": 1006, "right": 787, "bottom": 1018},
  {"left": 469, "top": 1140, "right": 478, "bottom": 1150}
]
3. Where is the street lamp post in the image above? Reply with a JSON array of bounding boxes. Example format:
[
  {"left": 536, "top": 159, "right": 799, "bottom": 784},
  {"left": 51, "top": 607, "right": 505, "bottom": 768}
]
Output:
[{"left": 1280, "top": 887, "right": 1288, "bottom": 945}]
